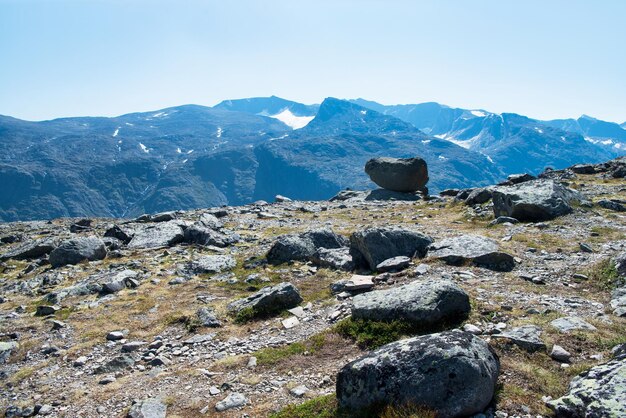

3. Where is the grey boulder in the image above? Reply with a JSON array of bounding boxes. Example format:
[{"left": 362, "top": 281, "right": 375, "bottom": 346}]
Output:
[
  {"left": 427, "top": 235, "right": 515, "bottom": 272},
  {"left": 183, "top": 224, "right": 239, "bottom": 247},
  {"left": 196, "top": 307, "right": 221, "bottom": 328},
  {"left": 349, "top": 227, "right": 432, "bottom": 270},
  {"left": 548, "top": 356, "right": 626, "bottom": 417},
  {"left": 127, "top": 398, "right": 167, "bottom": 418},
  {"left": 551, "top": 316, "right": 597, "bottom": 333},
  {"left": 186, "top": 255, "right": 236, "bottom": 275},
  {"left": 364, "top": 157, "right": 429, "bottom": 193},
  {"left": 352, "top": 279, "right": 470, "bottom": 327},
  {"left": 0, "top": 238, "right": 58, "bottom": 261},
  {"left": 267, "top": 228, "right": 347, "bottom": 265},
  {"left": 336, "top": 330, "right": 499, "bottom": 417},
  {"left": 492, "top": 179, "right": 582, "bottom": 221},
  {"left": 492, "top": 325, "right": 546, "bottom": 352},
  {"left": 227, "top": 282, "right": 303, "bottom": 317},
  {"left": 128, "top": 221, "right": 185, "bottom": 249},
  {"left": 0, "top": 341, "right": 17, "bottom": 364},
  {"left": 49, "top": 237, "right": 107, "bottom": 268},
  {"left": 309, "top": 247, "right": 355, "bottom": 271}
]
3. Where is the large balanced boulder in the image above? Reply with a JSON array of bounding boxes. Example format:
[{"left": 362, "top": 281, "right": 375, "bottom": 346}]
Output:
[
  {"left": 548, "top": 355, "right": 626, "bottom": 417},
  {"left": 364, "top": 157, "right": 429, "bottom": 193},
  {"left": 336, "top": 330, "right": 500, "bottom": 417},
  {"left": 352, "top": 279, "right": 470, "bottom": 327},
  {"left": 49, "top": 237, "right": 107, "bottom": 268},
  {"left": 227, "top": 282, "right": 303, "bottom": 317},
  {"left": 349, "top": 227, "right": 432, "bottom": 270},
  {"left": 492, "top": 179, "right": 582, "bottom": 221},
  {"left": 267, "top": 228, "right": 348, "bottom": 265},
  {"left": 427, "top": 235, "right": 516, "bottom": 272}
]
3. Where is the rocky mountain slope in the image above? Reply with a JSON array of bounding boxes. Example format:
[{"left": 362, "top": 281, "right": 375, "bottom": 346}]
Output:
[{"left": 1, "top": 158, "right": 625, "bottom": 417}]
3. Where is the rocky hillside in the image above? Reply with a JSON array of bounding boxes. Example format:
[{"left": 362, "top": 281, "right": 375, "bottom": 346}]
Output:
[{"left": 1, "top": 158, "right": 626, "bottom": 418}]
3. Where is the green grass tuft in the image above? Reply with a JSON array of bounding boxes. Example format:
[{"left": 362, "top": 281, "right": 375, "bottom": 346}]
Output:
[{"left": 333, "top": 318, "right": 417, "bottom": 349}]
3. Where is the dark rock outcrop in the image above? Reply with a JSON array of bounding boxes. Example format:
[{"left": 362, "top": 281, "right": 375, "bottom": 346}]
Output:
[{"left": 267, "top": 228, "right": 347, "bottom": 265}]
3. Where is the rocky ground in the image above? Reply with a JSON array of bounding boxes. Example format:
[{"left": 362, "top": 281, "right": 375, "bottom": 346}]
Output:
[{"left": 1, "top": 161, "right": 626, "bottom": 418}]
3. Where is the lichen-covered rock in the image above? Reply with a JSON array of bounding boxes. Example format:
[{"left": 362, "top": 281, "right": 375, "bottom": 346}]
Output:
[
  {"left": 336, "top": 330, "right": 499, "bottom": 417},
  {"left": 227, "top": 282, "right": 302, "bottom": 317},
  {"left": 492, "top": 179, "right": 582, "bottom": 221},
  {"left": 427, "top": 234, "right": 515, "bottom": 272},
  {"left": 548, "top": 356, "right": 626, "bottom": 417},
  {"left": 352, "top": 279, "right": 470, "bottom": 327},
  {"left": 183, "top": 224, "right": 240, "bottom": 247},
  {"left": 364, "top": 157, "right": 429, "bottom": 193},
  {"left": 49, "top": 236, "right": 107, "bottom": 268},
  {"left": 349, "top": 227, "right": 432, "bottom": 270}
]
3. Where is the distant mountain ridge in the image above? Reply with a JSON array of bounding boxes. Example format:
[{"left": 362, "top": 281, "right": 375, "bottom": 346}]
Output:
[{"left": 0, "top": 96, "right": 623, "bottom": 222}]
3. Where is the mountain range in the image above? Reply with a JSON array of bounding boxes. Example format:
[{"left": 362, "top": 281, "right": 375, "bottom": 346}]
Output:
[{"left": 1, "top": 96, "right": 624, "bottom": 221}]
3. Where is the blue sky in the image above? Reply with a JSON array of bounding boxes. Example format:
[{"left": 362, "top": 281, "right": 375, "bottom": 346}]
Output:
[{"left": 1, "top": 0, "right": 624, "bottom": 122}]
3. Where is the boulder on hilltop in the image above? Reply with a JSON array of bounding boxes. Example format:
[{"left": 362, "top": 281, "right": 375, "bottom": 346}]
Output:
[{"left": 365, "top": 157, "right": 429, "bottom": 193}]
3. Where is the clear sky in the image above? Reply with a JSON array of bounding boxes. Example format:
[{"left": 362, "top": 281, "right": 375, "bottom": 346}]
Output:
[{"left": 1, "top": 0, "right": 625, "bottom": 123}]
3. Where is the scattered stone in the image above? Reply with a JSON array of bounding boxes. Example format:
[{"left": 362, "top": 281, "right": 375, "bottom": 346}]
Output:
[
  {"left": 309, "top": 247, "right": 354, "bottom": 271},
  {"left": 50, "top": 320, "right": 66, "bottom": 330},
  {"left": 281, "top": 316, "right": 300, "bottom": 329},
  {"left": 579, "top": 242, "right": 593, "bottom": 253},
  {"left": 465, "top": 187, "right": 493, "bottom": 205},
  {"left": 267, "top": 228, "right": 347, "bottom": 265},
  {"left": 227, "top": 282, "right": 303, "bottom": 317},
  {"left": 463, "top": 324, "right": 482, "bottom": 335},
  {"left": 127, "top": 221, "right": 185, "bottom": 249},
  {"left": 106, "top": 331, "right": 125, "bottom": 341},
  {"left": 351, "top": 279, "right": 470, "bottom": 327},
  {"left": 551, "top": 316, "right": 597, "bottom": 333},
  {"left": 343, "top": 275, "right": 375, "bottom": 292},
  {"left": 73, "top": 356, "right": 88, "bottom": 367},
  {"left": 121, "top": 341, "right": 146, "bottom": 352},
  {"left": 49, "top": 236, "right": 107, "bottom": 268},
  {"left": 492, "top": 325, "right": 546, "bottom": 352},
  {"left": 0, "top": 238, "right": 58, "bottom": 261},
  {"left": 128, "top": 398, "right": 167, "bottom": 418},
  {"left": 492, "top": 179, "right": 581, "bottom": 221},
  {"left": 349, "top": 227, "right": 432, "bottom": 270},
  {"left": 196, "top": 307, "right": 221, "bottom": 328},
  {"left": 247, "top": 357, "right": 257, "bottom": 369},
  {"left": 364, "top": 157, "right": 429, "bottom": 193},
  {"left": 0, "top": 341, "right": 17, "bottom": 364},
  {"left": 94, "top": 355, "right": 135, "bottom": 374},
  {"left": 184, "top": 224, "right": 240, "bottom": 247},
  {"left": 597, "top": 199, "right": 626, "bottom": 212},
  {"left": 550, "top": 345, "right": 571, "bottom": 363},
  {"left": 336, "top": 330, "right": 499, "bottom": 416},
  {"left": 186, "top": 255, "right": 236, "bottom": 275},
  {"left": 99, "top": 375, "right": 117, "bottom": 385},
  {"left": 275, "top": 194, "right": 292, "bottom": 203},
  {"left": 548, "top": 356, "right": 626, "bottom": 417},
  {"left": 183, "top": 334, "right": 216, "bottom": 345},
  {"left": 290, "top": 385, "right": 309, "bottom": 398},
  {"left": 428, "top": 234, "right": 516, "bottom": 271},
  {"left": 215, "top": 392, "right": 247, "bottom": 412},
  {"left": 490, "top": 216, "right": 519, "bottom": 225},
  {"left": 375, "top": 256, "right": 411, "bottom": 272},
  {"left": 35, "top": 305, "right": 60, "bottom": 316}
]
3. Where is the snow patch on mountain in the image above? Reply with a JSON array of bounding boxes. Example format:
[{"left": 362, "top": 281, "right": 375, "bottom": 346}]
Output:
[
  {"left": 267, "top": 109, "right": 314, "bottom": 130},
  {"left": 112, "top": 128, "right": 120, "bottom": 137},
  {"left": 139, "top": 143, "right": 149, "bottom": 153}
]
